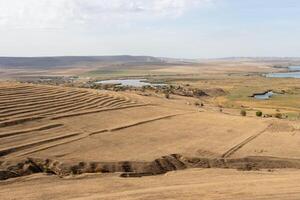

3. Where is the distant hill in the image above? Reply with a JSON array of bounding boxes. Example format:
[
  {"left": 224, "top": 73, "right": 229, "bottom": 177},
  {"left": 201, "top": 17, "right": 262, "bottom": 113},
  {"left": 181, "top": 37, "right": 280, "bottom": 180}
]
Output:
[{"left": 0, "top": 56, "right": 164, "bottom": 69}]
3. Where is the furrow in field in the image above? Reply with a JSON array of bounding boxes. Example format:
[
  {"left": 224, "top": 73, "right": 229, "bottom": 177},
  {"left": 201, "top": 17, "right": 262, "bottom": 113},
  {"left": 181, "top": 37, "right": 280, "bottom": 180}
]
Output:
[
  {"left": 15, "top": 134, "right": 88, "bottom": 157},
  {"left": 0, "top": 101, "right": 84, "bottom": 119},
  {"left": 40, "top": 95, "right": 129, "bottom": 116},
  {"left": 98, "top": 98, "right": 125, "bottom": 107},
  {"left": 0, "top": 116, "right": 44, "bottom": 128},
  {"left": 0, "top": 92, "right": 97, "bottom": 111},
  {"left": 0, "top": 89, "right": 69, "bottom": 101},
  {"left": 51, "top": 104, "right": 148, "bottom": 120},
  {"left": 104, "top": 99, "right": 134, "bottom": 107},
  {"left": 0, "top": 123, "right": 63, "bottom": 139},
  {"left": 0, "top": 89, "right": 76, "bottom": 100},
  {"left": 16, "top": 113, "right": 187, "bottom": 155},
  {"left": 95, "top": 97, "right": 125, "bottom": 107},
  {"left": 0, "top": 85, "right": 74, "bottom": 94},
  {"left": 0, "top": 97, "right": 98, "bottom": 119},
  {"left": 0, "top": 94, "right": 117, "bottom": 120},
  {"left": 60, "top": 96, "right": 119, "bottom": 113},
  {"left": 0, "top": 132, "right": 80, "bottom": 157},
  {"left": 109, "top": 112, "right": 192, "bottom": 132},
  {"left": 111, "top": 101, "right": 136, "bottom": 108},
  {"left": 221, "top": 123, "right": 274, "bottom": 158},
  {"left": 0, "top": 93, "right": 100, "bottom": 116},
  {"left": 0, "top": 90, "right": 85, "bottom": 106},
  {"left": 0, "top": 86, "right": 37, "bottom": 92}
]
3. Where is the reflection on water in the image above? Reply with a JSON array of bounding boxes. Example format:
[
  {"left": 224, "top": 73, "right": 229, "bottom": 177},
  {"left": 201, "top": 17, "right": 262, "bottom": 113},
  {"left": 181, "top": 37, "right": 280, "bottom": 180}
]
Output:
[
  {"left": 289, "top": 66, "right": 300, "bottom": 71},
  {"left": 254, "top": 91, "right": 274, "bottom": 100},
  {"left": 266, "top": 66, "right": 300, "bottom": 78},
  {"left": 266, "top": 72, "right": 300, "bottom": 78},
  {"left": 96, "top": 79, "right": 166, "bottom": 87}
]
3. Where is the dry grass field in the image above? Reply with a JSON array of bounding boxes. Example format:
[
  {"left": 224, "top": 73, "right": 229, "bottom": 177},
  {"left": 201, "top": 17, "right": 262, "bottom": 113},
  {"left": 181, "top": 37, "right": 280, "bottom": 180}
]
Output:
[{"left": 1, "top": 75, "right": 300, "bottom": 199}]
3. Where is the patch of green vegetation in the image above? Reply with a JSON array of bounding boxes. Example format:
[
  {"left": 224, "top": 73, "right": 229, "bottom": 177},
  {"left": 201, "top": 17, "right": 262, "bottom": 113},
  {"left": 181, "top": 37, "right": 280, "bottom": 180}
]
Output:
[{"left": 256, "top": 111, "right": 263, "bottom": 117}]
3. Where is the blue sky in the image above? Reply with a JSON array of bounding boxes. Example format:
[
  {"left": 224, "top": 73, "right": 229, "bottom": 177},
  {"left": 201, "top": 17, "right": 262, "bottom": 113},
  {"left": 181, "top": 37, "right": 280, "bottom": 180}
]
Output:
[{"left": 0, "top": 0, "right": 299, "bottom": 58}]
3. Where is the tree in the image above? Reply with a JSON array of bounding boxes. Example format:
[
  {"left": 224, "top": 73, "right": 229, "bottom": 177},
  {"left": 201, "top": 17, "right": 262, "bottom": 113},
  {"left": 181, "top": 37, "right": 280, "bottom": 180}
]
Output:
[{"left": 256, "top": 111, "right": 263, "bottom": 117}]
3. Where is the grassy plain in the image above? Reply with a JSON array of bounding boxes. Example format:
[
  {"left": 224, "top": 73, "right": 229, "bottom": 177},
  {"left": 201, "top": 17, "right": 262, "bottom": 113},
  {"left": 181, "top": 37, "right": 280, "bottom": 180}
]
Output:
[{"left": 1, "top": 58, "right": 300, "bottom": 199}]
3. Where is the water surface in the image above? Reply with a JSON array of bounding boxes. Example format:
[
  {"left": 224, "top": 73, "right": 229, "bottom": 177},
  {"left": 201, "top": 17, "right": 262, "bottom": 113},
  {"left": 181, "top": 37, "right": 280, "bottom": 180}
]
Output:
[
  {"left": 266, "top": 66, "right": 300, "bottom": 78},
  {"left": 254, "top": 91, "right": 274, "bottom": 100},
  {"left": 96, "top": 79, "right": 166, "bottom": 87}
]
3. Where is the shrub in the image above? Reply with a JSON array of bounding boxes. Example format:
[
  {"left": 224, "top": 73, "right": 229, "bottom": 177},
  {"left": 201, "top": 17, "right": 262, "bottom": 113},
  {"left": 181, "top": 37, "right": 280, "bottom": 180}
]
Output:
[
  {"left": 256, "top": 111, "right": 263, "bottom": 117},
  {"left": 240, "top": 109, "right": 247, "bottom": 116},
  {"left": 165, "top": 93, "right": 170, "bottom": 99},
  {"left": 274, "top": 113, "right": 282, "bottom": 119}
]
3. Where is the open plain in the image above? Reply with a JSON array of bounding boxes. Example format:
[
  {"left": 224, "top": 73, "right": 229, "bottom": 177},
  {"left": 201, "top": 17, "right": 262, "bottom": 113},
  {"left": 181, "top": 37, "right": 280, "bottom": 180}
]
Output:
[{"left": 1, "top": 57, "right": 300, "bottom": 199}]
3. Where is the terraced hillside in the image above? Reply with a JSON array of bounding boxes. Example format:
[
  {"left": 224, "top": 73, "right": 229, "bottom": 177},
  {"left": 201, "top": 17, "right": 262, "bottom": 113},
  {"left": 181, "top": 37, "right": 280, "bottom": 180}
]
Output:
[
  {"left": 0, "top": 83, "right": 142, "bottom": 124},
  {"left": 0, "top": 83, "right": 148, "bottom": 159},
  {"left": 1, "top": 82, "right": 300, "bottom": 200}
]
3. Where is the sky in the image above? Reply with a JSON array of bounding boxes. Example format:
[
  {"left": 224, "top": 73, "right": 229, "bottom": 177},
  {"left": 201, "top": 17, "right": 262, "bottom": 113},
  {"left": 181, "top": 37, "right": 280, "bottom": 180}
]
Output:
[{"left": 0, "top": 0, "right": 299, "bottom": 58}]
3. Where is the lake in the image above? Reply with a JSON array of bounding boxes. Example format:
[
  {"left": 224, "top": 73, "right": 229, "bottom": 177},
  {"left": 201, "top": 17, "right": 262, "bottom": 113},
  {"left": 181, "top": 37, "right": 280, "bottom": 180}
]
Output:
[
  {"left": 253, "top": 91, "right": 274, "bottom": 100},
  {"left": 288, "top": 66, "right": 300, "bottom": 71},
  {"left": 96, "top": 79, "right": 166, "bottom": 87},
  {"left": 266, "top": 66, "right": 300, "bottom": 78}
]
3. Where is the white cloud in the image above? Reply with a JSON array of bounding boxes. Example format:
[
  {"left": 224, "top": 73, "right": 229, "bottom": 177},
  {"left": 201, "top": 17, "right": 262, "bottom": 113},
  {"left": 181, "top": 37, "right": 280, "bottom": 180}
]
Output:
[{"left": 0, "top": 0, "right": 213, "bottom": 29}]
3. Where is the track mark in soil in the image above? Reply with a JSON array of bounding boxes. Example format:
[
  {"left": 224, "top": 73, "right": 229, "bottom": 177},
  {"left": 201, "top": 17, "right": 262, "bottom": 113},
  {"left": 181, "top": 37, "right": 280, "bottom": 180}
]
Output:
[
  {"left": 0, "top": 124, "right": 63, "bottom": 138},
  {"left": 221, "top": 123, "right": 273, "bottom": 158}
]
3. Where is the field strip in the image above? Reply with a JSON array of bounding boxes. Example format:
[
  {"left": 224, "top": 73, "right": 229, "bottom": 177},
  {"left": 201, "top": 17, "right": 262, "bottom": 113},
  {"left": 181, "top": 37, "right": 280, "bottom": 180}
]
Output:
[
  {"left": 0, "top": 123, "right": 63, "bottom": 138},
  {"left": 0, "top": 92, "right": 108, "bottom": 111},
  {"left": 0, "top": 90, "right": 84, "bottom": 105},
  {"left": 0, "top": 86, "right": 41, "bottom": 93},
  {"left": 1, "top": 91, "right": 84, "bottom": 104},
  {"left": 14, "top": 112, "right": 195, "bottom": 155},
  {"left": 100, "top": 99, "right": 131, "bottom": 107},
  {"left": 36, "top": 96, "right": 128, "bottom": 117},
  {"left": 0, "top": 95, "right": 108, "bottom": 118},
  {"left": 0, "top": 92, "right": 94, "bottom": 110},
  {"left": 95, "top": 97, "right": 123, "bottom": 106},
  {"left": 0, "top": 96, "right": 117, "bottom": 119},
  {"left": 109, "top": 103, "right": 136, "bottom": 109},
  {"left": 89, "top": 112, "right": 195, "bottom": 136},
  {"left": 51, "top": 104, "right": 153, "bottom": 120},
  {"left": 221, "top": 123, "right": 274, "bottom": 158},
  {"left": 0, "top": 116, "right": 44, "bottom": 128},
  {"left": 109, "top": 112, "right": 193, "bottom": 132},
  {"left": 0, "top": 94, "right": 97, "bottom": 114},
  {"left": 0, "top": 88, "right": 70, "bottom": 100},
  {"left": 15, "top": 135, "right": 87, "bottom": 157},
  {"left": 107, "top": 100, "right": 134, "bottom": 107},
  {"left": 0, "top": 132, "right": 80, "bottom": 157}
]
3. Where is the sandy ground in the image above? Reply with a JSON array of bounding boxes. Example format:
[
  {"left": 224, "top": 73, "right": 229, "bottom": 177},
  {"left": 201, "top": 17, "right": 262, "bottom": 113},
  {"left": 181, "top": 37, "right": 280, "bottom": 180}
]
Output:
[{"left": 1, "top": 168, "right": 300, "bottom": 200}]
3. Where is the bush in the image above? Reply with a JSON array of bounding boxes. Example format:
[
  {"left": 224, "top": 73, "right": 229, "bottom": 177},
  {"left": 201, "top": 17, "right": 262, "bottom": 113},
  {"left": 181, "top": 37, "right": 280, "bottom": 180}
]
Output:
[
  {"left": 164, "top": 93, "right": 170, "bottom": 99},
  {"left": 256, "top": 111, "right": 263, "bottom": 117},
  {"left": 240, "top": 109, "right": 247, "bottom": 116},
  {"left": 274, "top": 113, "right": 282, "bottom": 119}
]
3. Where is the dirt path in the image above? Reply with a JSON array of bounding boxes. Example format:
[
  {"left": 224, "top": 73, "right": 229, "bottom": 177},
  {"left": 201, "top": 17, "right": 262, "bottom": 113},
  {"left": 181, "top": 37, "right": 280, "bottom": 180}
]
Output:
[{"left": 221, "top": 123, "right": 273, "bottom": 158}]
